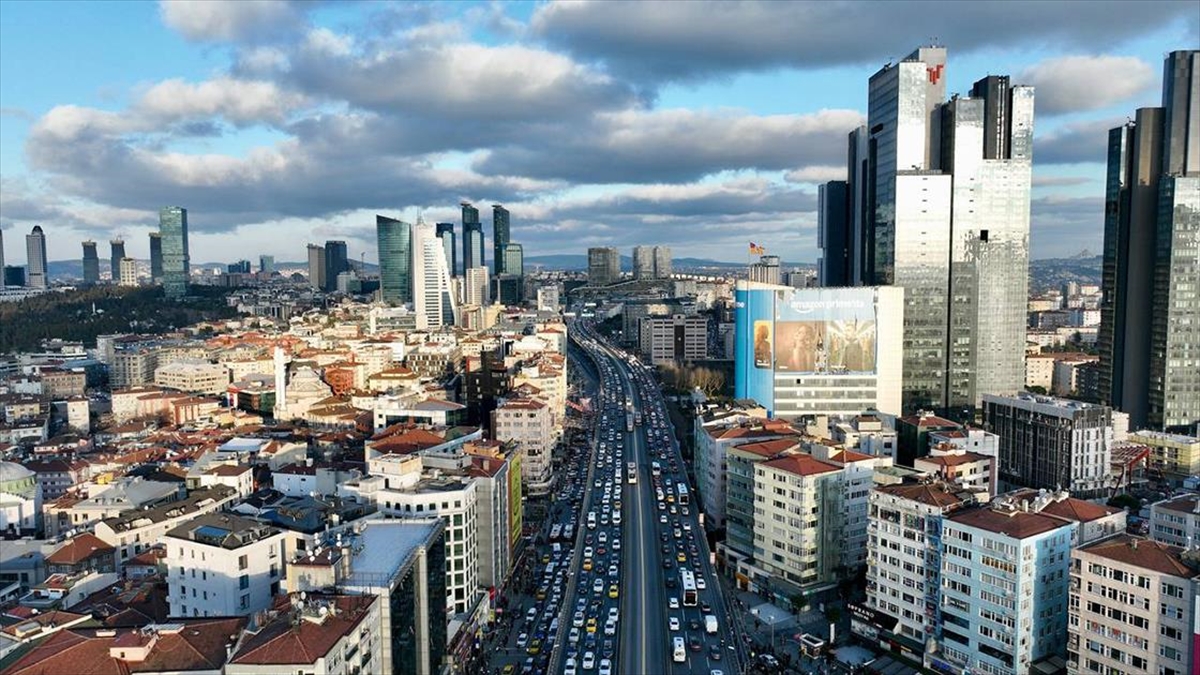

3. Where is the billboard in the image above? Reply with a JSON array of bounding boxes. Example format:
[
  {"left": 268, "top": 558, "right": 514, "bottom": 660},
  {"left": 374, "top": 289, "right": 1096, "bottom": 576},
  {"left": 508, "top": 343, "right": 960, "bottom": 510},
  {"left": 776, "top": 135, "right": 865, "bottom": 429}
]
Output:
[{"left": 774, "top": 288, "right": 878, "bottom": 375}]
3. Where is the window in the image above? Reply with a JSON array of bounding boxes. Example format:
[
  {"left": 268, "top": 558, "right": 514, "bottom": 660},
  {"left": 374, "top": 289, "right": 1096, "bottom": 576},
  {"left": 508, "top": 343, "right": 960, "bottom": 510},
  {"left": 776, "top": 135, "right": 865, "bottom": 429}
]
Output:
[
  {"left": 239, "top": 574, "right": 250, "bottom": 590},
  {"left": 238, "top": 554, "right": 248, "bottom": 570}
]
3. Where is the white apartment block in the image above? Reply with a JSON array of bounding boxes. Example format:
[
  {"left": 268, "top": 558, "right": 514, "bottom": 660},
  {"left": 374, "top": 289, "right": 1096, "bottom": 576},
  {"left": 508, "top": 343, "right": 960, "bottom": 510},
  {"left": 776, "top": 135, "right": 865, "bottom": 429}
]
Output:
[
  {"left": 867, "top": 483, "right": 976, "bottom": 650},
  {"left": 638, "top": 314, "right": 708, "bottom": 365},
  {"left": 94, "top": 485, "right": 238, "bottom": 565},
  {"left": 1149, "top": 494, "right": 1200, "bottom": 547},
  {"left": 1067, "top": 535, "right": 1199, "bottom": 675},
  {"left": 752, "top": 453, "right": 842, "bottom": 593},
  {"left": 154, "top": 359, "right": 231, "bottom": 395},
  {"left": 807, "top": 443, "right": 886, "bottom": 572},
  {"left": 1025, "top": 354, "right": 1055, "bottom": 391},
  {"left": 165, "top": 512, "right": 285, "bottom": 618},
  {"left": 915, "top": 449, "right": 997, "bottom": 498},
  {"left": 492, "top": 398, "right": 553, "bottom": 496}
]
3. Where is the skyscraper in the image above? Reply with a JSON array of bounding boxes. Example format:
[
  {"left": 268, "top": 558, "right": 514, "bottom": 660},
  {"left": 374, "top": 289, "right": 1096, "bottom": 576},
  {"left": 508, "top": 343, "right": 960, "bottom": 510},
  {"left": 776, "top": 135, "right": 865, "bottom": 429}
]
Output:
[
  {"left": 501, "top": 243, "right": 524, "bottom": 278},
  {"left": 148, "top": 232, "right": 163, "bottom": 281},
  {"left": 653, "top": 245, "right": 672, "bottom": 279},
  {"left": 324, "top": 240, "right": 348, "bottom": 292},
  {"left": 464, "top": 266, "right": 490, "bottom": 306},
  {"left": 435, "top": 222, "right": 456, "bottom": 276},
  {"left": 306, "top": 244, "right": 326, "bottom": 290},
  {"left": 461, "top": 202, "right": 484, "bottom": 273},
  {"left": 159, "top": 206, "right": 190, "bottom": 299},
  {"left": 25, "top": 225, "right": 47, "bottom": 289},
  {"left": 837, "top": 46, "right": 1034, "bottom": 416},
  {"left": 259, "top": 255, "right": 274, "bottom": 274},
  {"left": 492, "top": 204, "right": 510, "bottom": 275},
  {"left": 817, "top": 181, "right": 850, "bottom": 286},
  {"left": 632, "top": 246, "right": 654, "bottom": 279},
  {"left": 1099, "top": 49, "right": 1199, "bottom": 431},
  {"left": 376, "top": 215, "right": 412, "bottom": 305},
  {"left": 81, "top": 241, "right": 100, "bottom": 285},
  {"left": 0, "top": 229, "right": 5, "bottom": 289},
  {"left": 109, "top": 239, "right": 126, "bottom": 282},
  {"left": 587, "top": 247, "right": 619, "bottom": 286},
  {"left": 412, "top": 219, "right": 456, "bottom": 328}
]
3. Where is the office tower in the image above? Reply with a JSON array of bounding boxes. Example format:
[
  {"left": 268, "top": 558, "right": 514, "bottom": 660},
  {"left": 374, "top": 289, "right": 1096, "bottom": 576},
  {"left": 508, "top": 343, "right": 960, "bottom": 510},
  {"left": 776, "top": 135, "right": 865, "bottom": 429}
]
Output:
[
  {"left": 639, "top": 314, "right": 708, "bottom": 365},
  {"left": 747, "top": 255, "right": 780, "bottom": 285},
  {"left": 653, "top": 245, "right": 672, "bottom": 279},
  {"left": 109, "top": 239, "right": 126, "bottom": 281},
  {"left": 412, "top": 219, "right": 456, "bottom": 328},
  {"left": 306, "top": 243, "right": 326, "bottom": 290},
  {"left": 118, "top": 258, "right": 138, "bottom": 287},
  {"left": 4, "top": 266, "right": 25, "bottom": 287},
  {"left": 25, "top": 225, "right": 47, "bottom": 289},
  {"left": 1099, "top": 50, "right": 1199, "bottom": 432},
  {"left": 227, "top": 260, "right": 251, "bottom": 274},
  {"left": 159, "top": 206, "right": 190, "bottom": 299},
  {"left": 81, "top": 241, "right": 100, "bottom": 285},
  {"left": 587, "top": 247, "right": 619, "bottom": 286},
  {"left": 817, "top": 181, "right": 851, "bottom": 286},
  {"left": 492, "top": 204, "right": 510, "bottom": 275},
  {"left": 376, "top": 215, "right": 412, "bottom": 305},
  {"left": 501, "top": 243, "right": 523, "bottom": 277},
  {"left": 833, "top": 46, "right": 1033, "bottom": 416},
  {"left": 148, "top": 232, "right": 163, "bottom": 281},
  {"left": 323, "top": 240, "right": 348, "bottom": 292},
  {"left": 0, "top": 229, "right": 4, "bottom": 289},
  {"left": 461, "top": 202, "right": 484, "bottom": 273},
  {"left": 633, "top": 245, "right": 654, "bottom": 279},
  {"left": 258, "top": 255, "right": 274, "bottom": 274},
  {"left": 734, "top": 282, "right": 905, "bottom": 417},
  {"left": 465, "top": 266, "right": 490, "bottom": 306},
  {"left": 435, "top": 222, "right": 456, "bottom": 276},
  {"left": 983, "top": 392, "right": 1113, "bottom": 499},
  {"left": 492, "top": 275, "right": 522, "bottom": 305}
]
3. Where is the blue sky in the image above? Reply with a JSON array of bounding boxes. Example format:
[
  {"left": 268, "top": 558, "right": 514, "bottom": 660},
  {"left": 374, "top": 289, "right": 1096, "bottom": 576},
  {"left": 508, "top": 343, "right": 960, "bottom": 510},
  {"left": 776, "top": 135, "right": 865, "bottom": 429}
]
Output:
[{"left": 1, "top": 0, "right": 1196, "bottom": 265}]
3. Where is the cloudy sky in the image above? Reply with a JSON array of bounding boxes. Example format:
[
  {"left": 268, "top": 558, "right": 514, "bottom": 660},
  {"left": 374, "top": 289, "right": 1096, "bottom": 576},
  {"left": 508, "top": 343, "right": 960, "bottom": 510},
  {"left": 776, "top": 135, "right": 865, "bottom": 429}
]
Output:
[{"left": 0, "top": 0, "right": 1196, "bottom": 266}]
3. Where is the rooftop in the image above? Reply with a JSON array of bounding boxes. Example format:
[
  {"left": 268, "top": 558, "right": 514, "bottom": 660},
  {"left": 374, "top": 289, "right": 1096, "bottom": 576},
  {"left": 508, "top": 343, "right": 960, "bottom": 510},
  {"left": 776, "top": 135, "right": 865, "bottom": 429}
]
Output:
[
  {"left": 343, "top": 519, "right": 443, "bottom": 589},
  {"left": 165, "top": 512, "right": 279, "bottom": 549},
  {"left": 1154, "top": 494, "right": 1200, "bottom": 516},
  {"left": 948, "top": 506, "right": 1073, "bottom": 539},
  {"left": 100, "top": 485, "right": 235, "bottom": 533},
  {"left": 230, "top": 594, "right": 377, "bottom": 666},
  {"left": 875, "top": 482, "right": 971, "bottom": 509},
  {"left": 761, "top": 453, "right": 841, "bottom": 478},
  {"left": 1080, "top": 534, "right": 1200, "bottom": 577},
  {"left": 46, "top": 534, "right": 115, "bottom": 566}
]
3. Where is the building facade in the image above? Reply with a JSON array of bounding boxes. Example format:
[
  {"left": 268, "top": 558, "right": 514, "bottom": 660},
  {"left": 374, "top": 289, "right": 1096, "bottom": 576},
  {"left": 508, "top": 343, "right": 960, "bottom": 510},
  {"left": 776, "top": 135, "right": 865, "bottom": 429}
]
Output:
[
  {"left": 24, "top": 226, "right": 47, "bottom": 289},
  {"left": 492, "top": 398, "right": 553, "bottom": 496},
  {"left": 324, "top": 240, "right": 349, "bottom": 292},
  {"left": 81, "top": 240, "right": 100, "bottom": 285},
  {"left": 492, "top": 204, "right": 510, "bottom": 276},
  {"left": 165, "top": 512, "right": 285, "bottom": 618},
  {"left": 109, "top": 239, "right": 126, "bottom": 281},
  {"left": 412, "top": 219, "right": 456, "bottom": 329},
  {"left": 160, "top": 206, "right": 190, "bottom": 299},
  {"left": 587, "top": 247, "right": 620, "bottom": 286},
  {"left": 435, "top": 222, "right": 456, "bottom": 276},
  {"left": 462, "top": 202, "right": 483, "bottom": 273},
  {"left": 638, "top": 314, "right": 708, "bottom": 365},
  {"left": 818, "top": 180, "right": 851, "bottom": 287},
  {"left": 376, "top": 215, "right": 412, "bottom": 305},
  {"left": 118, "top": 257, "right": 138, "bottom": 287},
  {"left": 307, "top": 243, "right": 326, "bottom": 290},
  {"left": 149, "top": 232, "right": 163, "bottom": 281}
]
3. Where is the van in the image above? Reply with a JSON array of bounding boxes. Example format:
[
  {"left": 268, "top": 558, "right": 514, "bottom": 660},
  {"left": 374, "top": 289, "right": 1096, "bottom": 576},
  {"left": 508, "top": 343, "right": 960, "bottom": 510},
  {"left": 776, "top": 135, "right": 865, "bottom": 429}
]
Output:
[
  {"left": 705, "top": 615, "right": 718, "bottom": 634},
  {"left": 673, "top": 637, "right": 686, "bottom": 663}
]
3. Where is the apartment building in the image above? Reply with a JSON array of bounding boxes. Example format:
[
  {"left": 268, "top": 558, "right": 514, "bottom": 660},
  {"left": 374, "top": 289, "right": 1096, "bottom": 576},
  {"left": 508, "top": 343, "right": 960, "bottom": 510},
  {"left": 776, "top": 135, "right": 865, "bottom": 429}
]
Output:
[
  {"left": 694, "top": 411, "right": 791, "bottom": 530},
  {"left": 638, "top": 314, "right": 708, "bottom": 365},
  {"left": 721, "top": 438, "right": 799, "bottom": 590},
  {"left": 752, "top": 453, "right": 843, "bottom": 597},
  {"left": 165, "top": 512, "right": 285, "bottom": 617},
  {"left": 915, "top": 447, "right": 997, "bottom": 498},
  {"left": 227, "top": 594, "right": 381, "bottom": 675},
  {"left": 94, "top": 485, "right": 238, "bottom": 565},
  {"left": 1148, "top": 494, "right": 1200, "bottom": 547},
  {"left": 1067, "top": 535, "right": 1199, "bottom": 675},
  {"left": 492, "top": 397, "right": 553, "bottom": 496},
  {"left": 154, "top": 360, "right": 231, "bottom": 395}
]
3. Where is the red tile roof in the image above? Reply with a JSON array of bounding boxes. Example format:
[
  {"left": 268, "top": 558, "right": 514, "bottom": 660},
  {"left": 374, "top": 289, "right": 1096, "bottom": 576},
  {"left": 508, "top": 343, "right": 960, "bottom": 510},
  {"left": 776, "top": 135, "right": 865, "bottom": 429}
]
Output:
[
  {"left": 732, "top": 439, "right": 799, "bottom": 458},
  {"left": 875, "top": 483, "right": 968, "bottom": 509},
  {"left": 1080, "top": 535, "right": 1199, "bottom": 577},
  {"left": 948, "top": 507, "right": 1071, "bottom": 539},
  {"left": 46, "top": 533, "right": 115, "bottom": 566},
  {"left": 230, "top": 595, "right": 376, "bottom": 665},
  {"left": 761, "top": 454, "right": 840, "bottom": 477}
]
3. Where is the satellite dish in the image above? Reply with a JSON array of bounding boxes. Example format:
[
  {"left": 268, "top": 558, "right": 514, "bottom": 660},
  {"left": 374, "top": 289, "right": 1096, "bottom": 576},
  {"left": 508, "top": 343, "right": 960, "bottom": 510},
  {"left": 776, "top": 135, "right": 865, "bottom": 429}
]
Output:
[{"left": 300, "top": 591, "right": 307, "bottom": 600}]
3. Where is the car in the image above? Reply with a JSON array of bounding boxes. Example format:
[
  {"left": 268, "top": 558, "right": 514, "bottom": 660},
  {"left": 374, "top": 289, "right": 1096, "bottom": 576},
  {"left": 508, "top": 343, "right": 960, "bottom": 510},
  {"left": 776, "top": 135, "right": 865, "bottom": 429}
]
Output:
[
  {"left": 607, "top": 564, "right": 618, "bottom": 578},
  {"left": 669, "top": 616, "right": 680, "bottom": 631},
  {"left": 662, "top": 560, "right": 673, "bottom": 570},
  {"left": 527, "top": 639, "right": 542, "bottom": 655},
  {"left": 689, "top": 635, "right": 703, "bottom": 652},
  {"left": 569, "top": 627, "right": 581, "bottom": 644},
  {"left": 573, "top": 611, "right": 585, "bottom": 627},
  {"left": 503, "top": 666, "right": 516, "bottom": 675},
  {"left": 701, "top": 602, "right": 712, "bottom": 613},
  {"left": 677, "top": 552, "right": 687, "bottom": 563},
  {"left": 604, "top": 619, "right": 616, "bottom": 635},
  {"left": 564, "top": 657, "right": 578, "bottom": 675},
  {"left": 602, "top": 639, "right": 615, "bottom": 659},
  {"left": 689, "top": 617, "right": 700, "bottom": 631},
  {"left": 669, "top": 597, "right": 680, "bottom": 609},
  {"left": 582, "top": 651, "right": 596, "bottom": 670},
  {"left": 517, "top": 632, "right": 529, "bottom": 647},
  {"left": 583, "top": 547, "right": 593, "bottom": 558},
  {"left": 608, "top": 584, "right": 619, "bottom": 598},
  {"left": 598, "top": 658, "right": 613, "bottom": 675},
  {"left": 662, "top": 543, "right": 671, "bottom": 554},
  {"left": 665, "top": 577, "right": 677, "bottom": 589},
  {"left": 696, "top": 576, "right": 707, "bottom": 590},
  {"left": 669, "top": 505, "right": 677, "bottom": 514},
  {"left": 659, "top": 514, "right": 668, "bottom": 524},
  {"left": 709, "top": 644, "right": 722, "bottom": 661},
  {"left": 660, "top": 532, "right": 669, "bottom": 542},
  {"left": 582, "top": 559, "right": 593, "bottom": 572},
  {"left": 586, "top": 617, "right": 597, "bottom": 633}
]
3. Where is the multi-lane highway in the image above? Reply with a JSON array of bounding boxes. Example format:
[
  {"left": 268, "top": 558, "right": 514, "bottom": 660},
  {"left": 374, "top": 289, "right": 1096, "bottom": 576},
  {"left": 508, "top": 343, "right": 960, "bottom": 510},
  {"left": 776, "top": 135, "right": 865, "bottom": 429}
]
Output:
[{"left": 559, "top": 320, "right": 741, "bottom": 675}]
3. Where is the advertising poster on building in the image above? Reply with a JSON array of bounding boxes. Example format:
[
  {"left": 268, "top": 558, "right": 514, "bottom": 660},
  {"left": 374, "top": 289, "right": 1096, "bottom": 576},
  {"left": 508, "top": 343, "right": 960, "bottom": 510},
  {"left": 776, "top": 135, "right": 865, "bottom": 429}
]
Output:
[
  {"left": 753, "top": 320, "right": 773, "bottom": 369},
  {"left": 774, "top": 288, "right": 878, "bottom": 375}
]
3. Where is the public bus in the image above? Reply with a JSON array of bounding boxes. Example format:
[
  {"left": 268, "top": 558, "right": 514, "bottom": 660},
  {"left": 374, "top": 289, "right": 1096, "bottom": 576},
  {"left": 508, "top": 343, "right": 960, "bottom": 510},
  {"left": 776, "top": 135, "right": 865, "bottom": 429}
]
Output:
[
  {"left": 676, "top": 483, "right": 690, "bottom": 506},
  {"left": 627, "top": 461, "right": 637, "bottom": 484},
  {"left": 680, "top": 569, "right": 698, "bottom": 607}
]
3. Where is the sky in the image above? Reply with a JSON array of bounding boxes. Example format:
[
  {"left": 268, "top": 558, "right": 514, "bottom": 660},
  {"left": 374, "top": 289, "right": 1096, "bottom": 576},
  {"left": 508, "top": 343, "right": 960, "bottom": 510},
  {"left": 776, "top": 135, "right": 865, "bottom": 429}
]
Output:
[{"left": 0, "top": 0, "right": 1196, "bottom": 266}]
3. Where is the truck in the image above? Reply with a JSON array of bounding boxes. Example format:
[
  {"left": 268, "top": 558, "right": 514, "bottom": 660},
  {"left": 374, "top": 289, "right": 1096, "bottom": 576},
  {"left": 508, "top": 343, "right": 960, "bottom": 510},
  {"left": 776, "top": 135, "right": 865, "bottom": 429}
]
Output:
[{"left": 704, "top": 615, "right": 718, "bottom": 634}]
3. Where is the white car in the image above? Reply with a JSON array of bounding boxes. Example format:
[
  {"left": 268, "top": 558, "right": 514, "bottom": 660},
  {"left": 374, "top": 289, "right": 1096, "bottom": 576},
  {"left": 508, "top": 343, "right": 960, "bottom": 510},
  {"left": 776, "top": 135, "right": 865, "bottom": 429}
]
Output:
[
  {"left": 574, "top": 611, "right": 585, "bottom": 627},
  {"left": 599, "top": 659, "right": 613, "bottom": 675},
  {"left": 696, "top": 576, "right": 707, "bottom": 590},
  {"left": 608, "top": 607, "right": 619, "bottom": 621},
  {"left": 582, "top": 651, "right": 596, "bottom": 670},
  {"left": 564, "top": 657, "right": 577, "bottom": 675},
  {"left": 612, "top": 539, "right": 621, "bottom": 551},
  {"left": 669, "top": 616, "right": 680, "bottom": 631},
  {"left": 659, "top": 514, "right": 667, "bottom": 524},
  {"left": 669, "top": 597, "right": 680, "bottom": 609},
  {"left": 593, "top": 578, "right": 604, "bottom": 594},
  {"left": 604, "top": 619, "right": 617, "bottom": 635}
]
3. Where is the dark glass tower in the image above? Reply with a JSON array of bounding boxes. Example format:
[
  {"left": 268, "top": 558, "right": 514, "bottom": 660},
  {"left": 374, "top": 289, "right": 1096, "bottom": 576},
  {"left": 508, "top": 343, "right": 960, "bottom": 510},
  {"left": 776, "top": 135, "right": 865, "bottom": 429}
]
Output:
[
  {"left": 817, "top": 181, "right": 851, "bottom": 286},
  {"left": 159, "top": 206, "right": 190, "bottom": 299},
  {"left": 82, "top": 241, "right": 100, "bottom": 285},
  {"left": 25, "top": 225, "right": 47, "bottom": 289},
  {"left": 324, "top": 240, "right": 348, "bottom": 291},
  {"left": 492, "top": 204, "right": 510, "bottom": 275},
  {"left": 435, "top": 222, "right": 456, "bottom": 276},
  {"left": 376, "top": 215, "right": 412, "bottom": 305},
  {"left": 149, "top": 232, "right": 163, "bottom": 281},
  {"left": 462, "top": 202, "right": 483, "bottom": 273},
  {"left": 109, "top": 239, "right": 126, "bottom": 282}
]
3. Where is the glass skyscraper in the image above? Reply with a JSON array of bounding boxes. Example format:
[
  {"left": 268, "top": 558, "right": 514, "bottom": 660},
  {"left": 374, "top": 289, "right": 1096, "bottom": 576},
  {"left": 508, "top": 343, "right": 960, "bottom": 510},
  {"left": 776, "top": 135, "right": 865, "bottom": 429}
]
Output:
[
  {"left": 461, "top": 202, "right": 483, "bottom": 273},
  {"left": 839, "top": 46, "right": 1033, "bottom": 416},
  {"left": 159, "top": 206, "right": 189, "bottom": 299},
  {"left": 81, "top": 241, "right": 100, "bottom": 285},
  {"left": 1100, "top": 50, "right": 1199, "bottom": 431},
  {"left": 492, "top": 204, "right": 510, "bottom": 275},
  {"left": 376, "top": 215, "right": 412, "bottom": 305},
  {"left": 25, "top": 225, "right": 48, "bottom": 289},
  {"left": 324, "top": 240, "right": 348, "bottom": 292},
  {"left": 149, "top": 232, "right": 163, "bottom": 281},
  {"left": 435, "top": 222, "right": 456, "bottom": 276},
  {"left": 501, "top": 242, "right": 523, "bottom": 278},
  {"left": 109, "top": 239, "right": 126, "bottom": 282}
]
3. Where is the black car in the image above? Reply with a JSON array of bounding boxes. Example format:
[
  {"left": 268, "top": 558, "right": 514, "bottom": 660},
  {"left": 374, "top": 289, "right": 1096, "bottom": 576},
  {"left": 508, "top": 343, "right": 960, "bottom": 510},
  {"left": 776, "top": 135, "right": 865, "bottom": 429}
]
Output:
[
  {"left": 701, "top": 602, "right": 712, "bottom": 613},
  {"left": 602, "top": 639, "right": 615, "bottom": 659},
  {"left": 688, "top": 636, "right": 702, "bottom": 652},
  {"left": 664, "top": 577, "right": 677, "bottom": 589},
  {"left": 688, "top": 618, "right": 700, "bottom": 631},
  {"left": 662, "top": 560, "right": 673, "bottom": 569},
  {"left": 709, "top": 644, "right": 722, "bottom": 661}
]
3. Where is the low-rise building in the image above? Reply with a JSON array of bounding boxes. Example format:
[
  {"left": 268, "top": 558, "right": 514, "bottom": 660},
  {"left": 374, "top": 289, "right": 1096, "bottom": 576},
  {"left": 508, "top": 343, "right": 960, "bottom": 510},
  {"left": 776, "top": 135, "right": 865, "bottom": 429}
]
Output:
[
  {"left": 154, "top": 360, "right": 231, "bottom": 395},
  {"left": 165, "top": 512, "right": 285, "bottom": 618},
  {"left": 1148, "top": 494, "right": 1200, "bottom": 547},
  {"left": 226, "top": 594, "right": 380, "bottom": 675},
  {"left": 1130, "top": 429, "right": 1200, "bottom": 487},
  {"left": 94, "top": 485, "right": 238, "bottom": 565}
]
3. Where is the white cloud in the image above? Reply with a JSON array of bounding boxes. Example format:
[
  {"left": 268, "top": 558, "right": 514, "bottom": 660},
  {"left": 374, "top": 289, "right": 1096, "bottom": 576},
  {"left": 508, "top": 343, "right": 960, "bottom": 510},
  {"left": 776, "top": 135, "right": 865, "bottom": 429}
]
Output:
[
  {"left": 1019, "top": 55, "right": 1156, "bottom": 115},
  {"left": 136, "top": 78, "right": 307, "bottom": 125},
  {"left": 785, "top": 166, "right": 847, "bottom": 183},
  {"left": 159, "top": 0, "right": 307, "bottom": 43}
]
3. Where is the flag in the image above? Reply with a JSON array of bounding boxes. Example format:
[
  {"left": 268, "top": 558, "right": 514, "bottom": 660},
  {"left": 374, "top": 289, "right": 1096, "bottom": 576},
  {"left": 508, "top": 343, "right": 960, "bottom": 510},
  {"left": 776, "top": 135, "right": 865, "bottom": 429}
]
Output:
[{"left": 749, "top": 242, "right": 766, "bottom": 255}]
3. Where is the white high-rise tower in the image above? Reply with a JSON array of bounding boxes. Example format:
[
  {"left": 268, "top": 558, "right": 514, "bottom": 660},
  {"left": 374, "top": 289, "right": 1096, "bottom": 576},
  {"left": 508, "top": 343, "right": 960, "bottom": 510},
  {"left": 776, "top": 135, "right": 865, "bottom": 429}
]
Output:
[
  {"left": 273, "top": 346, "right": 289, "bottom": 420},
  {"left": 412, "top": 218, "right": 457, "bottom": 329}
]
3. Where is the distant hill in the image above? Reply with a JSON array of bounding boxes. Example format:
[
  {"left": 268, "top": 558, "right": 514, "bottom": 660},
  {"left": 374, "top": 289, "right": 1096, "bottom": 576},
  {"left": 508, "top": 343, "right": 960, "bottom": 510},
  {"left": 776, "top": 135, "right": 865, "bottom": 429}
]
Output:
[
  {"left": 1029, "top": 254, "right": 1102, "bottom": 293},
  {"left": 44, "top": 259, "right": 379, "bottom": 280},
  {"left": 523, "top": 254, "right": 816, "bottom": 271}
]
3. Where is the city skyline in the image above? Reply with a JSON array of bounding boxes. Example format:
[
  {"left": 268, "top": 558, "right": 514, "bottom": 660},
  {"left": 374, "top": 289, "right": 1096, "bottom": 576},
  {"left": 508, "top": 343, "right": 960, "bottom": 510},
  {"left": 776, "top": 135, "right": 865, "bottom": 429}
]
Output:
[{"left": 0, "top": 1, "right": 1196, "bottom": 266}]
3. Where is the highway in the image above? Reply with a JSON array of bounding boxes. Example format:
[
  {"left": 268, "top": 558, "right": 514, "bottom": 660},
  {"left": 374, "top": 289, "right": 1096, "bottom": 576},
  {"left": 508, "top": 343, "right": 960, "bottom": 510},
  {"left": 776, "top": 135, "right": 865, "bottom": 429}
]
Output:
[{"left": 565, "top": 320, "right": 742, "bottom": 675}]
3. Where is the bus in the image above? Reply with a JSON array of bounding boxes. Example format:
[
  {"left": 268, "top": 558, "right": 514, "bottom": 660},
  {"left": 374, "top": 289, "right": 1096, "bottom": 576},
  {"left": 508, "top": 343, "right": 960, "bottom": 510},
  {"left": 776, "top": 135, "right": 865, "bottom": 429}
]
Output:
[
  {"left": 680, "top": 569, "right": 698, "bottom": 607},
  {"left": 627, "top": 462, "right": 637, "bottom": 484},
  {"left": 676, "top": 483, "right": 689, "bottom": 506}
]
